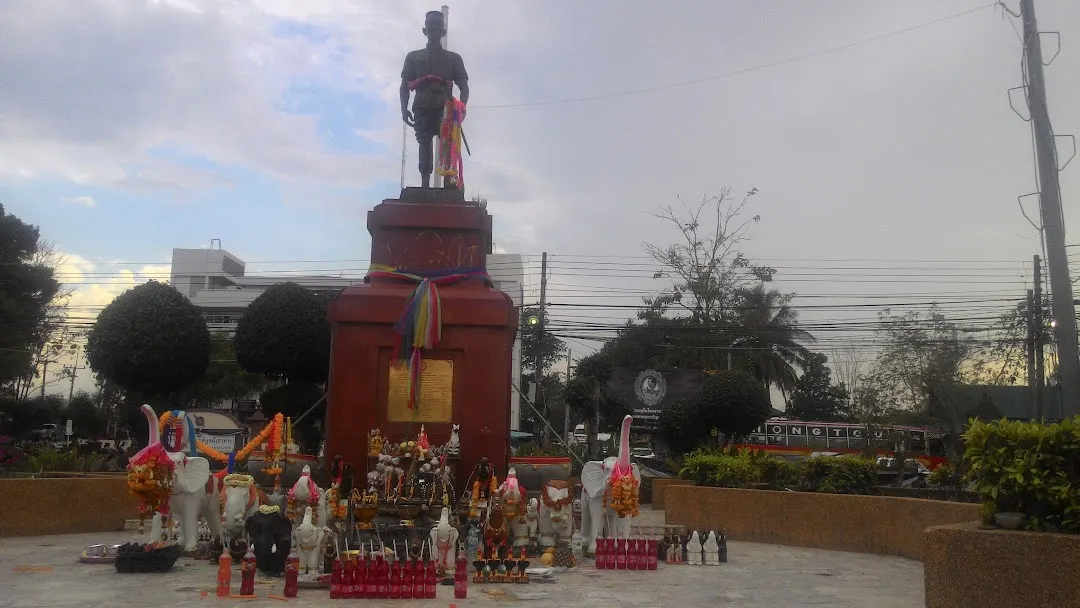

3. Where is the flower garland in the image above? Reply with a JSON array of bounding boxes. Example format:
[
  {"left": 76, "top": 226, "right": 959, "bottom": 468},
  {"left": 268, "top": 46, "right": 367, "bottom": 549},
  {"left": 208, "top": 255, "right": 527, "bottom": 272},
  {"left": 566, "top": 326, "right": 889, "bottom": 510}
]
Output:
[
  {"left": 157, "top": 411, "right": 284, "bottom": 464},
  {"left": 468, "top": 475, "right": 499, "bottom": 518},
  {"left": 603, "top": 464, "right": 640, "bottom": 519},
  {"left": 540, "top": 480, "right": 573, "bottom": 510},
  {"left": 436, "top": 97, "right": 467, "bottom": 189},
  {"left": 126, "top": 444, "right": 175, "bottom": 516}
]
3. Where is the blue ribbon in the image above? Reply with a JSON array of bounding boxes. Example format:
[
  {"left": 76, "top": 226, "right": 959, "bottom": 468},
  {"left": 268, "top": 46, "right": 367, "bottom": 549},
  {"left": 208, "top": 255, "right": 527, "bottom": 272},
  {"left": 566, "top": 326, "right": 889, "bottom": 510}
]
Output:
[
  {"left": 186, "top": 414, "right": 198, "bottom": 457},
  {"left": 227, "top": 452, "right": 236, "bottom": 473}
]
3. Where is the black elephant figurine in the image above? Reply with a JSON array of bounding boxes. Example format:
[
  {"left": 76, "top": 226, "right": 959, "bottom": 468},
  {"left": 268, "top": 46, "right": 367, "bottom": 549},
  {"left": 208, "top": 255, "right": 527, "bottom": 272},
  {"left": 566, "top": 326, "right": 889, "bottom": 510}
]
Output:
[{"left": 244, "top": 509, "right": 293, "bottom": 576}]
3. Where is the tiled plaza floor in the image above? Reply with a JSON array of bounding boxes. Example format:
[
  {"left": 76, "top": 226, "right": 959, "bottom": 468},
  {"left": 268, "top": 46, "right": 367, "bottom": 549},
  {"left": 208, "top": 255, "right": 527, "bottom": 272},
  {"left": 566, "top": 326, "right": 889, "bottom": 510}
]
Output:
[{"left": 0, "top": 508, "right": 924, "bottom": 608}]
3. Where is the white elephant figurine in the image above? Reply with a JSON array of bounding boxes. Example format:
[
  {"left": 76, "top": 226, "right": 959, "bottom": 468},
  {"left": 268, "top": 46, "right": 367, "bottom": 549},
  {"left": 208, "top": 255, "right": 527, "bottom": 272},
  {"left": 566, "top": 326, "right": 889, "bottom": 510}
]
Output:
[
  {"left": 294, "top": 506, "right": 327, "bottom": 574},
  {"left": 131, "top": 404, "right": 223, "bottom": 553},
  {"left": 703, "top": 531, "right": 719, "bottom": 566},
  {"left": 580, "top": 415, "right": 641, "bottom": 554},
  {"left": 222, "top": 473, "right": 268, "bottom": 542},
  {"left": 537, "top": 479, "right": 574, "bottom": 548},
  {"left": 429, "top": 507, "right": 459, "bottom": 575},
  {"left": 287, "top": 465, "right": 328, "bottom": 527},
  {"left": 687, "top": 531, "right": 703, "bottom": 565}
]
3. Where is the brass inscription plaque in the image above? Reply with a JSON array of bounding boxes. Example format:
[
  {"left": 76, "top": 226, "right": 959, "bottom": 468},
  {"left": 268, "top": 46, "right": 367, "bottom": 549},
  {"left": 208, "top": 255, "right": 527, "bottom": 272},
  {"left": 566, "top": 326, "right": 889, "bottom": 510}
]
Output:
[{"left": 387, "top": 359, "right": 454, "bottom": 423}]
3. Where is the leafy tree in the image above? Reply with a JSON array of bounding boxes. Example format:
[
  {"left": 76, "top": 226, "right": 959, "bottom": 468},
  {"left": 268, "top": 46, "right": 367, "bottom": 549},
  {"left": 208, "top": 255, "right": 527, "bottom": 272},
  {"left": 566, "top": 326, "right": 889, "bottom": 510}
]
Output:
[
  {"left": 871, "top": 306, "right": 979, "bottom": 413},
  {"left": 698, "top": 370, "right": 771, "bottom": 441},
  {"left": 603, "top": 190, "right": 812, "bottom": 395},
  {"left": 519, "top": 307, "right": 567, "bottom": 378},
  {"left": 86, "top": 281, "right": 212, "bottom": 400},
  {"left": 259, "top": 383, "right": 324, "bottom": 455},
  {"left": 657, "top": 398, "right": 706, "bottom": 455},
  {"left": 234, "top": 282, "right": 331, "bottom": 383},
  {"left": 65, "top": 390, "right": 105, "bottom": 437},
  {"left": 732, "top": 284, "right": 812, "bottom": 396},
  {"left": 0, "top": 394, "right": 63, "bottom": 438},
  {"left": 0, "top": 206, "right": 63, "bottom": 393},
  {"left": 174, "top": 332, "right": 266, "bottom": 408},
  {"left": 565, "top": 352, "right": 631, "bottom": 459},
  {"left": 788, "top": 353, "right": 852, "bottom": 422}
]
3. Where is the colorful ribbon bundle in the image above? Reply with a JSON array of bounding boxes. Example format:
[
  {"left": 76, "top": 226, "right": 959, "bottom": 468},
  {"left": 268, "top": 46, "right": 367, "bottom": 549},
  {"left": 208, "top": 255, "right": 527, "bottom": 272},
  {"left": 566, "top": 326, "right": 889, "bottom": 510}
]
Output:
[
  {"left": 367, "top": 264, "right": 490, "bottom": 409},
  {"left": 436, "top": 98, "right": 467, "bottom": 189}
]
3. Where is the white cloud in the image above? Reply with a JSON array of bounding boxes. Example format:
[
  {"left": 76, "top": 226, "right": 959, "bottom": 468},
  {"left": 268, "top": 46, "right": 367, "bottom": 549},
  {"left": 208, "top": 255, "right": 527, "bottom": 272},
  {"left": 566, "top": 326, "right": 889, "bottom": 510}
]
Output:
[
  {"left": 57, "top": 251, "right": 171, "bottom": 324},
  {"left": 64, "top": 195, "right": 97, "bottom": 207}
]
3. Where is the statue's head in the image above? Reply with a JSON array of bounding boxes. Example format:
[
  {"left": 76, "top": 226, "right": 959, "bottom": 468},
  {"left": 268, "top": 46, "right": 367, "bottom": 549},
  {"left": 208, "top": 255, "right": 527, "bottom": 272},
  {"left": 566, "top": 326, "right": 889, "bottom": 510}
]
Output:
[{"left": 423, "top": 10, "right": 445, "bottom": 43}]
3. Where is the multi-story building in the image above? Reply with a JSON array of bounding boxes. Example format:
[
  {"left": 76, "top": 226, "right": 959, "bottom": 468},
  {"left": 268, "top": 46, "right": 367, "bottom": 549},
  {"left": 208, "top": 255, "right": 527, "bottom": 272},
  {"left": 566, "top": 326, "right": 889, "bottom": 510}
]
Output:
[{"left": 169, "top": 245, "right": 527, "bottom": 429}]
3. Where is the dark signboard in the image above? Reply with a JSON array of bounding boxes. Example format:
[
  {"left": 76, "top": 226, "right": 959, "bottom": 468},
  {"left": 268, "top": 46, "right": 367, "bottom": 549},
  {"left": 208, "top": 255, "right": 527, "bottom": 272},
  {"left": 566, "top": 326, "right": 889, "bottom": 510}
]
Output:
[{"left": 605, "top": 368, "right": 705, "bottom": 433}]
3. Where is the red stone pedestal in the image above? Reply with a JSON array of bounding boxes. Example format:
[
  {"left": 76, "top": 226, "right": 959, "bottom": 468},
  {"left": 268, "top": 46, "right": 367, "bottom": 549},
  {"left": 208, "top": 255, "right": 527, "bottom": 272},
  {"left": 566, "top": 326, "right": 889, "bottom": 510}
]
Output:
[{"left": 324, "top": 189, "right": 516, "bottom": 494}]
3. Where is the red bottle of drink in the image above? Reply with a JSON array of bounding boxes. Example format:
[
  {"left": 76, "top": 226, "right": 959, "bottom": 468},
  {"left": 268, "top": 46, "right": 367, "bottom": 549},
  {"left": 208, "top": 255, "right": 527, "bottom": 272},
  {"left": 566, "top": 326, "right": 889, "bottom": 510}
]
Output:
[
  {"left": 363, "top": 552, "right": 376, "bottom": 599},
  {"left": 239, "top": 544, "right": 257, "bottom": 596},
  {"left": 329, "top": 558, "right": 344, "bottom": 599},
  {"left": 412, "top": 558, "right": 425, "bottom": 599},
  {"left": 352, "top": 553, "right": 366, "bottom": 599},
  {"left": 629, "top": 538, "right": 639, "bottom": 570},
  {"left": 345, "top": 556, "right": 358, "bottom": 598},
  {"left": 454, "top": 547, "right": 468, "bottom": 599},
  {"left": 646, "top": 539, "right": 658, "bottom": 570},
  {"left": 389, "top": 557, "right": 402, "bottom": 599},
  {"left": 216, "top": 547, "right": 232, "bottom": 597},
  {"left": 615, "top": 538, "right": 627, "bottom": 570},
  {"left": 400, "top": 555, "right": 414, "bottom": 598},
  {"left": 374, "top": 553, "right": 388, "bottom": 599},
  {"left": 594, "top": 537, "right": 606, "bottom": 569},
  {"left": 283, "top": 546, "right": 299, "bottom": 598},
  {"left": 425, "top": 558, "right": 437, "bottom": 599},
  {"left": 604, "top": 538, "right": 616, "bottom": 569}
]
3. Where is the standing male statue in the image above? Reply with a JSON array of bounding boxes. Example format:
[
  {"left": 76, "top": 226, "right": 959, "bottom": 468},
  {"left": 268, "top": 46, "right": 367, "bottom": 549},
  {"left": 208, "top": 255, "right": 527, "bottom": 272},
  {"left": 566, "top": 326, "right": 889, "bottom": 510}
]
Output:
[{"left": 400, "top": 10, "right": 469, "bottom": 189}]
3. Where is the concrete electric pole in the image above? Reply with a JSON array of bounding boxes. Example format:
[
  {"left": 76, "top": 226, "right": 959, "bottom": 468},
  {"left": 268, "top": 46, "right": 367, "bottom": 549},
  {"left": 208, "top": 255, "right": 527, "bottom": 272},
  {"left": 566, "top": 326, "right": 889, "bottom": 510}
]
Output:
[{"left": 1019, "top": 0, "right": 1079, "bottom": 417}]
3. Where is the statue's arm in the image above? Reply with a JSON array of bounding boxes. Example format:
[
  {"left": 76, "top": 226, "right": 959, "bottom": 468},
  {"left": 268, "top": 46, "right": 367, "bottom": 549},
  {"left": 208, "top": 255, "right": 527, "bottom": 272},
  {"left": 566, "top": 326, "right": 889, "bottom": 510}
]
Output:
[
  {"left": 454, "top": 54, "right": 469, "bottom": 105},
  {"left": 400, "top": 54, "right": 414, "bottom": 120}
]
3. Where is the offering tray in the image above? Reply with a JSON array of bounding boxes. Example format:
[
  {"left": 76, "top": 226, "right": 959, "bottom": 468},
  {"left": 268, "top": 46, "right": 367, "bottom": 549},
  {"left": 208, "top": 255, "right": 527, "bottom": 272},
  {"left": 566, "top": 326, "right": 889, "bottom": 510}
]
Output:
[
  {"left": 297, "top": 573, "right": 330, "bottom": 589},
  {"left": 79, "top": 544, "right": 121, "bottom": 564}
]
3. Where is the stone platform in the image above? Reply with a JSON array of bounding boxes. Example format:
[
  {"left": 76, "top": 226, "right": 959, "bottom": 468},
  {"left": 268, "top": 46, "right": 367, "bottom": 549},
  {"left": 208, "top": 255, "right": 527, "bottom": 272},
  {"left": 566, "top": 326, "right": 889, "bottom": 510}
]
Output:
[{"left": 0, "top": 508, "right": 925, "bottom": 608}]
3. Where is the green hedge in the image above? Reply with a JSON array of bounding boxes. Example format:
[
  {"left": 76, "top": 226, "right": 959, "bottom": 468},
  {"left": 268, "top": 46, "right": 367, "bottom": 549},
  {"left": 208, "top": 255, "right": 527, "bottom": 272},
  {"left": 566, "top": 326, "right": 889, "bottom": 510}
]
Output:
[
  {"left": 963, "top": 417, "right": 1080, "bottom": 533},
  {"left": 678, "top": 449, "right": 878, "bottom": 495}
]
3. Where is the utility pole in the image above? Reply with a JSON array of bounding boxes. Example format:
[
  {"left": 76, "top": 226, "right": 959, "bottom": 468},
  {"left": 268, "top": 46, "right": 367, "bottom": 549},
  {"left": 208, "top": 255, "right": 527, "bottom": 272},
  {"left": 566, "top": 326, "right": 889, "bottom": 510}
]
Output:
[
  {"left": 1019, "top": 0, "right": 1079, "bottom": 417},
  {"left": 40, "top": 358, "right": 55, "bottom": 401},
  {"left": 1033, "top": 255, "right": 1045, "bottom": 419},
  {"left": 535, "top": 252, "right": 548, "bottom": 447},
  {"left": 66, "top": 345, "right": 85, "bottom": 402},
  {"left": 563, "top": 350, "right": 573, "bottom": 444},
  {"left": 1027, "top": 288, "right": 1037, "bottom": 407}
]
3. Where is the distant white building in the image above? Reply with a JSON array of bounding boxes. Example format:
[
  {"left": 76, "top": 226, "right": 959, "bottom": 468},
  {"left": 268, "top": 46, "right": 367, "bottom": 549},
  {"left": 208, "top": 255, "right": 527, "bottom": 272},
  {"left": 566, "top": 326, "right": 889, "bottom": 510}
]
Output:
[{"left": 169, "top": 245, "right": 527, "bottom": 429}]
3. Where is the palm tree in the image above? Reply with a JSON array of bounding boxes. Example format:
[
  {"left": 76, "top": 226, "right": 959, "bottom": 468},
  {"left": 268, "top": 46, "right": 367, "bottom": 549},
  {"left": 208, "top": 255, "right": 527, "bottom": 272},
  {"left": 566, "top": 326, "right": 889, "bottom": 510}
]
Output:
[{"left": 730, "top": 284, "right": 814, "bottom": 399}]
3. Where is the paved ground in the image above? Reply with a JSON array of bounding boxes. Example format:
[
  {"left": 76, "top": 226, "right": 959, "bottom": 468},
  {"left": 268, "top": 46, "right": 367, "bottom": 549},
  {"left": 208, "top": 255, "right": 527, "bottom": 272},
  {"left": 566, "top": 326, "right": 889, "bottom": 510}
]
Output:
[{"left": 0, "top": 508, "right": 925, "bottom": 608}]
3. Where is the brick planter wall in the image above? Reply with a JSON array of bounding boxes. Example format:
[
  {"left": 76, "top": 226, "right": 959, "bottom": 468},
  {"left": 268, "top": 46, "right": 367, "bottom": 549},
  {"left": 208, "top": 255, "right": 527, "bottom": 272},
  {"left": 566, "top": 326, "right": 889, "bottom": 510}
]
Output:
[
  {"left": 664, "top": 485, "right": 978, "bottom": 560},
  {"left": 924, "top": 522, "right": 1080, "bottom": 608},
  {"left": 0, "top": 476, "right": 140, "bottom": 537}
]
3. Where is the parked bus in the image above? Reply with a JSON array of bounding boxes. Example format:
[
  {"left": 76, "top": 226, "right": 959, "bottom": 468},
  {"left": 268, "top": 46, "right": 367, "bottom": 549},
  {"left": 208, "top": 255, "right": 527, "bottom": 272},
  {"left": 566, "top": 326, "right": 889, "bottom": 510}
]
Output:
[{"left": 731, "top": 418, "right": 950, "bottom": 469}]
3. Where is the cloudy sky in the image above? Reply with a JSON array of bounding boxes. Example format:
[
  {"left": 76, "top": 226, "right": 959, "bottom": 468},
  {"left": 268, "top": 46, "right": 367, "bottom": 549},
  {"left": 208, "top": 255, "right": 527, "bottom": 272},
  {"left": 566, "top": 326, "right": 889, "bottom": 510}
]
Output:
[{"left": 2, "top": 0, "right": 1079, "bottom": 395}]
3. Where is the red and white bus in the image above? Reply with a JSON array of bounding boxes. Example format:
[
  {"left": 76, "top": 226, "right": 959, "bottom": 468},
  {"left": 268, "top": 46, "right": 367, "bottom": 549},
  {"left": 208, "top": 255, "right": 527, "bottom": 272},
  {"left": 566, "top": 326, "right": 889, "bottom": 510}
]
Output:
[{"left": 732, "top": 418, "right": 950, "bottom": 470}]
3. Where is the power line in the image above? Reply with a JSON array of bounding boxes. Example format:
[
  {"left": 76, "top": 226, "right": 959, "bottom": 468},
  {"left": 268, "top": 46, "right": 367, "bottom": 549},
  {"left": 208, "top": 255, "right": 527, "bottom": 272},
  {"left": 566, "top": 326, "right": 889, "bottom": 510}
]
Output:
[{"left": 470, "top": 3, "right": 998, "bottom": 109}]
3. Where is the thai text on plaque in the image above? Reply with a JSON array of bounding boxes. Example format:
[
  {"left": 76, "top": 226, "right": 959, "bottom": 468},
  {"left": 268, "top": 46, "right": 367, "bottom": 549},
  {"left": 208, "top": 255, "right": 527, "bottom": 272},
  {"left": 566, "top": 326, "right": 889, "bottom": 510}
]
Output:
[{"left": 387, "top": 359, "right": 454, "bottom": 423}]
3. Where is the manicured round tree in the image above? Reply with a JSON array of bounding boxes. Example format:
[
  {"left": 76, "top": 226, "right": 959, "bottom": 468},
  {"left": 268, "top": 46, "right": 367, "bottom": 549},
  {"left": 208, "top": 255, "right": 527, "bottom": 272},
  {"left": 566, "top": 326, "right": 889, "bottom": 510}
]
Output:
[
  {"left": 698, "top": 370, "right": 772, "bottom": 441},
  {"left": 86, "top": 281, "right": 212, "bottom": 399},
  {"left": 234, "top": 282, "right": 331, "bottom": 455},
  {"left": 233, "top": 282, "right": 331, "bottom": 384}
]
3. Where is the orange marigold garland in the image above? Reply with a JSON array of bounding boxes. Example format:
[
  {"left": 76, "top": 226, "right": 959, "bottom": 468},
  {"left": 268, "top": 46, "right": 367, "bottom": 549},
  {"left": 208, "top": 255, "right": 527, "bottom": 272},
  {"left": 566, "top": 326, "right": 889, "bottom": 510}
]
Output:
[
  {"left": 158, "top": 411, "right": 283, "bottom": 464},
  {"left": 603, "top": 464, "right": 640, "bottom": 519},
  {"left": 126, "top": 444, "right": 175, "bottom": 516}
]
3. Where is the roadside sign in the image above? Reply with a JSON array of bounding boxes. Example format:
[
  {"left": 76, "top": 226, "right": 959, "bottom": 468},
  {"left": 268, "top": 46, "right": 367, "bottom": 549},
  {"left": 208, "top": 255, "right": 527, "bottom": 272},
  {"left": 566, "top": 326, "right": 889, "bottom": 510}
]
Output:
[{"left": 65, "top": 419, "right": 73, "bottom": 437}]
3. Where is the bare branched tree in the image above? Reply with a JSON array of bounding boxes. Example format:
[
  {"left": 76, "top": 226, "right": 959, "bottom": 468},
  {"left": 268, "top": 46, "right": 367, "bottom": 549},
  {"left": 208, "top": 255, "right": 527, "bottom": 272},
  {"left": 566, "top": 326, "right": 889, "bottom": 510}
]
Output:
[
  {"left": 641, "top": 187, "right": 772, "bottom": 324},
  {"left": 831, "top": 346, "right": 869, "bottom": 403}
]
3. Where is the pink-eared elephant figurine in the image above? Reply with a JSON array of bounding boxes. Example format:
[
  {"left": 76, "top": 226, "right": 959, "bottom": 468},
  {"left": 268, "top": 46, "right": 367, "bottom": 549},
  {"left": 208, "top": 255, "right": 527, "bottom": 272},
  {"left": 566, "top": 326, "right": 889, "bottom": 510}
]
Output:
[
  {"left": 135, "top": 404, "right": 223, "bottom": 552},
  {"left": 580, "top": 415, "right": 641, "bottom": 554}
]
